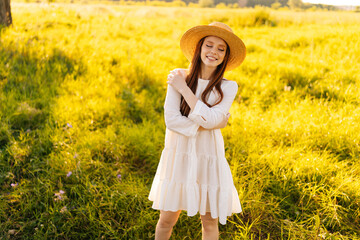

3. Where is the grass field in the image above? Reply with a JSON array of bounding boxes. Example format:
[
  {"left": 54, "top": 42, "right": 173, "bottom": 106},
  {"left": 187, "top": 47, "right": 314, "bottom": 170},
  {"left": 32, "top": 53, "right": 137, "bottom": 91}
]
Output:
[{"left": 1, "top": 3, "right": 360, "bottom": 239}]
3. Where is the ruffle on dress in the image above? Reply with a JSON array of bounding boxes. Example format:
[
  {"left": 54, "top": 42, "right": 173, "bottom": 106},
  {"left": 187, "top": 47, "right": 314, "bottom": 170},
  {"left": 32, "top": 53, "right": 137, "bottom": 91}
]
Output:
[{"left": 149, "top": 130, "right": 241, "bottom": 225}]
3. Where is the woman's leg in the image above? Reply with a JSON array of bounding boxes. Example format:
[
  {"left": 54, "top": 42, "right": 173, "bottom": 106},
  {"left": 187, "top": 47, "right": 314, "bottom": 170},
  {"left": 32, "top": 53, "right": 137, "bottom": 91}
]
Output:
[
  {"left": 200, "top": 212, "right": 219, "bottom": 240},
  {"left": 155, "top": 210, "right": 181, "bottom": 240}
]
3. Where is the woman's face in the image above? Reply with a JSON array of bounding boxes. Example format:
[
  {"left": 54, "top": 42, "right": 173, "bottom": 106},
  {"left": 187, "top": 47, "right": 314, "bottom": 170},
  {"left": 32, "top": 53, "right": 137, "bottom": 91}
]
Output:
[{"left": 200, "top": 36, "right": 227, "bottom": 69}]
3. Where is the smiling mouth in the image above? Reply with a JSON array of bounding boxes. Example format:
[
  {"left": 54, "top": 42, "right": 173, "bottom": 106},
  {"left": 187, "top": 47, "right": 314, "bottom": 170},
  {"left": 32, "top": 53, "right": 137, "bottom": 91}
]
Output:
[{"left": 206, "top": 56, "right": 218, "bottom": 61}]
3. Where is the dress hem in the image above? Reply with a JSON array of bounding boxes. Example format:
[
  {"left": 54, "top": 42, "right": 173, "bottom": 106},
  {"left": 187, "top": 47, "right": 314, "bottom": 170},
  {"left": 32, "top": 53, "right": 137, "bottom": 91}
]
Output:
[{"left": 148, "top": 200, "right": 242, "bottom": 225}]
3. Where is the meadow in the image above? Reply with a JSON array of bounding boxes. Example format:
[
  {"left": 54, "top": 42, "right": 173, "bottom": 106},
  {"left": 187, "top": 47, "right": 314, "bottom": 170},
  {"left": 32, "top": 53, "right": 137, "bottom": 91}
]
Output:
[{"left": 1, "top": 3, "right": 360, "bottom": 239}]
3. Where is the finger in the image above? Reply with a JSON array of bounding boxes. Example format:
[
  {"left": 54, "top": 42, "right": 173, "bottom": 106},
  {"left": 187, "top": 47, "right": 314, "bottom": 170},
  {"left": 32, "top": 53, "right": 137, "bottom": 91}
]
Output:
[
  {"left": 178, "top": 70, "right": 185, "bottom": 77},
  {"left": 180, "top": 69, "right": 186, "bottom": 77}
]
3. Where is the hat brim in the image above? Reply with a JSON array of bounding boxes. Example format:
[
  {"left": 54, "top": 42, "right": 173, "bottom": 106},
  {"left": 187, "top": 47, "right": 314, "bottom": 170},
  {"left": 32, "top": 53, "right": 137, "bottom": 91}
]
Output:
[{"left": 180, "top": 25, "right": 246, "bottom": 71}]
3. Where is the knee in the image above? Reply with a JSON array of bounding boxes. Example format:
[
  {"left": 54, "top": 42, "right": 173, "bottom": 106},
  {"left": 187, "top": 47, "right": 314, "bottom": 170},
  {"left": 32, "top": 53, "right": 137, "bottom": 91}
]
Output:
[
  {"left": 158, "top": 218, "right": 176, "bottom": 229},
  {"left": 201, "top": 213, "right": 218, "bottom": 232},
  {"left": 157, "top": 214, "right": 178, "bottom": 229}
]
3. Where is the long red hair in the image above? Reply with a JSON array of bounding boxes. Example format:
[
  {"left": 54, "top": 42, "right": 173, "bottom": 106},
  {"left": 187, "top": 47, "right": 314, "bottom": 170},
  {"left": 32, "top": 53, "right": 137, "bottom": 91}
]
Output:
[{"left": 180, "top": 37, "right": 230, "bottom": 117}]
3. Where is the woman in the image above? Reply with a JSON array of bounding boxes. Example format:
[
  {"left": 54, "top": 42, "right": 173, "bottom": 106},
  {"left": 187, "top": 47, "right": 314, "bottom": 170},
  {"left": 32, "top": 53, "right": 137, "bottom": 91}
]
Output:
[{"left": 148, "top": 22, "right": 246, "bottom": 240}]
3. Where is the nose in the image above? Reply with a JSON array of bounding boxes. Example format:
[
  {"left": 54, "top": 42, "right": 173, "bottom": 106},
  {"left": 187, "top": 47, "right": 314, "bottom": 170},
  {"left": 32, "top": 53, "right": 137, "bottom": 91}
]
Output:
[{"left": 210, "top": 49, "right": 217, "bottom": 56}]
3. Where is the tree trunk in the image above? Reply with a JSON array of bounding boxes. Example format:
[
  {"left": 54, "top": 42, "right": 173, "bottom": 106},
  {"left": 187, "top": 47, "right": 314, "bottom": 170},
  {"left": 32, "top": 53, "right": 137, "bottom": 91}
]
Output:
[{"left": 0, "top": 0, "right": 12, "bottom": 26}]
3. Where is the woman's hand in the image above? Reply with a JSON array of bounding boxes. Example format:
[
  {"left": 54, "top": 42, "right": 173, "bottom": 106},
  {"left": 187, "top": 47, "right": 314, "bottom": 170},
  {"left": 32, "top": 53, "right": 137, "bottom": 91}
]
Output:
[
  {"left": 167, "top": 69, "right": 188, "bottom": 94},
  {"left": 198, "top": 113, "right": 231, "bottom": 131},
  {"left": 216, "top": 113, "right": 231, "bottom": 128}
]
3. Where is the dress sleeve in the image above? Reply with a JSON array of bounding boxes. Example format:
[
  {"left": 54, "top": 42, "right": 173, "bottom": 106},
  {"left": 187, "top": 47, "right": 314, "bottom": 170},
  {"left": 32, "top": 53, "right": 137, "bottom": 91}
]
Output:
[
  {"left": 164, "top": 84, "right": 200, "bottom": 137},
  {"left": 188, "top": 81, "right": 238, "bottom": 129}
]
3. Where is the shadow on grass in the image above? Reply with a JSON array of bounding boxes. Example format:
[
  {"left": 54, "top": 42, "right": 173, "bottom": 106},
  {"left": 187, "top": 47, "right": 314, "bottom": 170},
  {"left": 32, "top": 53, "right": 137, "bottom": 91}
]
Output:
[
  {"left": 0, "top": 40, "right": 88, "bottom": 238},
  {"left": 0, "top": 43, "right": 167, "bottom": 239},
  {"left": 0, "top": 43, "right": 85, "bottom": 185}
]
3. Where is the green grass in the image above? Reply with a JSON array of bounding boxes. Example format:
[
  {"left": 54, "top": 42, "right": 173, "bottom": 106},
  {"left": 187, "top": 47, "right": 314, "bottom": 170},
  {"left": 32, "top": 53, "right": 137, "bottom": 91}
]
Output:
[{"left": 1, "top": 3, "right": 360, "bottom": 239}]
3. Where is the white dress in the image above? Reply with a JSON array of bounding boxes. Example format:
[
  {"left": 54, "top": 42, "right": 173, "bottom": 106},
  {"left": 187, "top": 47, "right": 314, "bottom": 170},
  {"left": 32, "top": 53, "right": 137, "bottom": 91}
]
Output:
[{"left": 148, "top": 77, "right": 242, "bottom": 225}]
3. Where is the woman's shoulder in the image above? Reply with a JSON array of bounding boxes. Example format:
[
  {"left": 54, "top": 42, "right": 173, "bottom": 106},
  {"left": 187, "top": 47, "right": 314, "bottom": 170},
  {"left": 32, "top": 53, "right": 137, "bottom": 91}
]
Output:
[{"left": 221, "top": 78, "right": 238, "bottom": 88}]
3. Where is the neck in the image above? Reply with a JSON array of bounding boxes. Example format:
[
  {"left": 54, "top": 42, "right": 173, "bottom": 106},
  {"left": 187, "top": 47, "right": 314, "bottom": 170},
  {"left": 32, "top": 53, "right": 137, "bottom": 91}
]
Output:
[{"left": 200, "top": 64, "right": 216, "bottom": 80}]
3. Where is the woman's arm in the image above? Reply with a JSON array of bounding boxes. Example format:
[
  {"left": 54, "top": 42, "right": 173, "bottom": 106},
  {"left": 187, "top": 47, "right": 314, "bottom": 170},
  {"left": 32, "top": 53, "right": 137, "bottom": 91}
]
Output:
[
  {"left": 164, "top": 83, "right": 200, "bottom": 137},
  {"left": 167, "top": 70, "right": 238, "bottom": 130},
  {"left": 198, "top": 112, "right": 230, "bottom": 131},
  {"left": 188, "top": 81, "right": 238, "bottom": 129},
  {"left": 167, "top": 69, "right": 198, "bottom": 111}
]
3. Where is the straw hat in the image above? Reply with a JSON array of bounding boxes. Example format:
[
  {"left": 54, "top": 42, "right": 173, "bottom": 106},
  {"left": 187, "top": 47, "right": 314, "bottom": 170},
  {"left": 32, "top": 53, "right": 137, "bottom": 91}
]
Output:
[{"left": 180, "top": 22, "right": 246, "bottom": 71}]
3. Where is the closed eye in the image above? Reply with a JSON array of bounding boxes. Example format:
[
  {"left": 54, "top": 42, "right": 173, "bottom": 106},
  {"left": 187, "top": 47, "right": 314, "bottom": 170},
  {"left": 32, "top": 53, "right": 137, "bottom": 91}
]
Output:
[
  {"left": 206, "top": 44, "right": 213, "bottom": 48},
  {"left": 218, "top": 49, "right": 224, "bottom": 52}
]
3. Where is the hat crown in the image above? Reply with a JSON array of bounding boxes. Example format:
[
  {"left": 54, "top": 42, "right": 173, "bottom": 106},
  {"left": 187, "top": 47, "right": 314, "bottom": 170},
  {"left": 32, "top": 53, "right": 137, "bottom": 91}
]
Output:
[{"left": 209, "top": 22, "right": 233, "bottom": 34}]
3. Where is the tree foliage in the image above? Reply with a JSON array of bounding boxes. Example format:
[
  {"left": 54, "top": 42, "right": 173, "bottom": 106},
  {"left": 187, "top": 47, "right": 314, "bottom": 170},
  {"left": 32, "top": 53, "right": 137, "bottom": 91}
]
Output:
[
  {"left": 199, "top": 0, "right": 214, "bottom": 7},
  {"left": 287, "top": 0, "right": 304, "bottom": 9},
  {"left": 247, "top": 0, "right": 288, "bottom": 7}
]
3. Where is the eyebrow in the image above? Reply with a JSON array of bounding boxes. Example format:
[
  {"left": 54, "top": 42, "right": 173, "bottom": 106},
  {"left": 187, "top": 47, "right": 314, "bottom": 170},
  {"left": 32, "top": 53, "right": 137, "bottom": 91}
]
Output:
[{"left": 205, "top": 40, "right": 226, "bottom": 48}]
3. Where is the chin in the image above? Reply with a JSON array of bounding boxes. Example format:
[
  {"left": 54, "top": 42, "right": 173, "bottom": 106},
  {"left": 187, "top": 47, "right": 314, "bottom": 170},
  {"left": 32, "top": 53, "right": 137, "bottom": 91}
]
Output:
[{"left": 206, "top": 62, "right": 221, "bottom": 68}]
